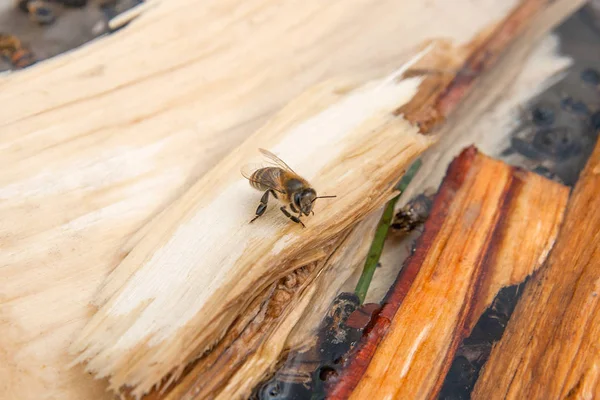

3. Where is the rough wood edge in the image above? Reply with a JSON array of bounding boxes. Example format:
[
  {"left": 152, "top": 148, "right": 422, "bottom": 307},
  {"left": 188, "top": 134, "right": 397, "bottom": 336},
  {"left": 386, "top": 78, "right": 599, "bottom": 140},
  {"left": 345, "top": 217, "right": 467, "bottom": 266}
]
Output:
[{"left": 397, "top": 0, "right": 551, "bottom": 132}]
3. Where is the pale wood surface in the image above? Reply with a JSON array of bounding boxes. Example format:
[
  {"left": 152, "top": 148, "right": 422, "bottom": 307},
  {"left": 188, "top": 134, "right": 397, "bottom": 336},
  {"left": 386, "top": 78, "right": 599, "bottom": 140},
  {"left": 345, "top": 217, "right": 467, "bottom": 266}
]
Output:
[
  {"left": 68, "top": 1, "right": 567, "bottom": 393},
  {"left": 71, "top": 53, "right": 433, "bottom": 397},
  {"left": 0, "top": 0, "right": 584, "bottom": 399},
  {"left": 153, "top": 212, "right": 381, "bottom": 400},
  {"left": 0, "top": 2, "right": 523, "bottom": 399}
]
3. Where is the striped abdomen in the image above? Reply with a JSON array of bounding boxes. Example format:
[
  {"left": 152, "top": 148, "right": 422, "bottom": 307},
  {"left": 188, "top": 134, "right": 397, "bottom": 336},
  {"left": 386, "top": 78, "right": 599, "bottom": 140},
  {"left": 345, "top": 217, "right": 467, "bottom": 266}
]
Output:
[{"left": 249, "top": 167, "right": 284, "bottom": 192}]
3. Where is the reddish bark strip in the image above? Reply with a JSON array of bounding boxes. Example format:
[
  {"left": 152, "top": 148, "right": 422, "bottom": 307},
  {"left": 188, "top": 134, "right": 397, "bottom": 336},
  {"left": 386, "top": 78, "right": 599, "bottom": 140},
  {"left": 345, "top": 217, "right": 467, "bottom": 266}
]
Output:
[
  {"left": 327, "top": 147, "right": 569, "bottom": 400},
  {"left": 327, "top": 147, "right": 478, "bottom": 399},
  {"left": 397, "top": 0, "right": 550, "bottom": 133}
]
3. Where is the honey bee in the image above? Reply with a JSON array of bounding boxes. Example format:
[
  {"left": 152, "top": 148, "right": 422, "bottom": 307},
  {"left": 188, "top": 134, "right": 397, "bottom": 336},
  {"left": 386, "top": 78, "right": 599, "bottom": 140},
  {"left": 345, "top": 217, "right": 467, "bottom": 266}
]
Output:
[
  {"left": 0, "top": 33, "right": 36, "bottom": 69},
  {"left": 391, "top": 191, "right": 434, "bottom": 234},
  {"left": 242, "top": 149, "right": 335, "bottom": 228}
]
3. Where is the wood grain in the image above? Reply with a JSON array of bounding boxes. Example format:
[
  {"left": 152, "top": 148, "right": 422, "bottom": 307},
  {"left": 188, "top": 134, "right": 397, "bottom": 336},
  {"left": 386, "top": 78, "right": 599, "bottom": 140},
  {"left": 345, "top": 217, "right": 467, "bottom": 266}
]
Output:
[
  {"left": 0, "top": 0, "right": 583, "bottom": 399},
  {"left": 70, "top": 1, "right": 580, "bottom": 397},
  {"left": 70, "top": 50, "right": 433, "bottom": 398},
  {"left": 149, "top": 214, "right": 381, "bottom": 400},
  {"left": 0, "top": 2, "right": 527, "bottom": 399},
  {"left": 327, "top": 147, "right": 569, "bottom": 400},
  {"left": 397, "top": 0, "right": 553, "bottom": 133},
  {"left": 472, "top": 139, "right": 600, "bottom": 399}
]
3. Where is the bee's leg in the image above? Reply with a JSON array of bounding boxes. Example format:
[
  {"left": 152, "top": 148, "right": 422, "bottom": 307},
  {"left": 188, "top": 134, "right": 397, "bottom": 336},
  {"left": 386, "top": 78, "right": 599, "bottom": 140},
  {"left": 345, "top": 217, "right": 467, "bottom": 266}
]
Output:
[
  {"left": 250, "top": 190, "right": 273, "bottom": 223},
  {"left": 280, "top": 206, "right": 305, "bottom": 228}
]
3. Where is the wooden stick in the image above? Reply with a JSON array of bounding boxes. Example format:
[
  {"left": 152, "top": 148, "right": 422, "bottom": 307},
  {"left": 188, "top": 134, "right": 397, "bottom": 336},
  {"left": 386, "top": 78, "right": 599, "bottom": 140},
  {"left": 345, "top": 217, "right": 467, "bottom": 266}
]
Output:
[
  {"left": 472, "top": 140, "right": 600, "bottom": 399},
  {"left": 395, "top": 0, "right": 581, "bottom": 132},
  {"left": 327, "top": 147, "right": 569, "bottom": 400}
]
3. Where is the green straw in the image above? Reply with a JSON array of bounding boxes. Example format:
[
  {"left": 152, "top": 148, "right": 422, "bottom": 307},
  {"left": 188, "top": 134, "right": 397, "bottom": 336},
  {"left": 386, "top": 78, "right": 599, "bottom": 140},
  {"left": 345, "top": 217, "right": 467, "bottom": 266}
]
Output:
[{"left": 354, "top": 159, "right": 422, "bottom": 304}]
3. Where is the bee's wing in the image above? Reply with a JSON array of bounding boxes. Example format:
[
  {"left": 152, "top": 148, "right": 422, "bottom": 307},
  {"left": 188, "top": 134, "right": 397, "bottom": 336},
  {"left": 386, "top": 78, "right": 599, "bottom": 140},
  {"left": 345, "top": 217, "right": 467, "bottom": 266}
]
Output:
[
  {"left": 259, "top": 148, "right": 297, "bottom": 174},
  {"left": 240, "top": 162, "right": 285, "bottom": 193},
  {"left": 240, "top": 162, "right": 262, "bottom": 181}
]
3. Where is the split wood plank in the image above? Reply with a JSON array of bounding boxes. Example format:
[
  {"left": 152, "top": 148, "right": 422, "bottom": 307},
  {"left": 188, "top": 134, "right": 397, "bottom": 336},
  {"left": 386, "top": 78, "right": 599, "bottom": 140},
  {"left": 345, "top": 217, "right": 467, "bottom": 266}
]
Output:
[
  {"left": 0, "top": 2, "right": 528, "bottom": 399},
  {"left": 0, "top": 0, "right": 584, "bottom": 399},
  {"left": 472, "top": 138, "right": 600, "bottom": 399},
  {"left": 328, "top": 146, "right": 569, "bottom": 400},
  {"left": 69, "top": 1, "right": 581, "bottom": 398}
]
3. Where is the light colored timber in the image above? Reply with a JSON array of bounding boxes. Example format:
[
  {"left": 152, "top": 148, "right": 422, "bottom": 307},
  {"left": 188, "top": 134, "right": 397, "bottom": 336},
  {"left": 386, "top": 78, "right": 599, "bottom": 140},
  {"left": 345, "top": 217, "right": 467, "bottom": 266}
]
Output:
[
  {"left": 0, "top": 2, "right": 529, "bottom": 399},
  {"left": 0, "top": 1, "right": 583, "bottom": 400},
  {"left": 70, "top": 1, "right": 582, "bottom": 398},
  {"left": 146, "top": 212, "right": 381, "bottom": 400},
  {"left": 71, "top": 50, "right": 433, "bottom": 398},
  {"left": 155, "top": 29, "right": 577, "bottom": 396},
  {"left": 329, "top": 147, "right": 569, "bottom": 400},
  {"left": 472, "top": 137, "right": 600, "bottom": 399}
]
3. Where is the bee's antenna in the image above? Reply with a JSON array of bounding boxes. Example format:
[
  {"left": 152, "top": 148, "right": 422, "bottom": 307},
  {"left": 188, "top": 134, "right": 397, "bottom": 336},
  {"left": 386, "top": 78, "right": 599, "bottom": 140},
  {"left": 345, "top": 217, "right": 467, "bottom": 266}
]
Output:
[{"left": 312, "top": 195, "right": 337, "bottom": 203}]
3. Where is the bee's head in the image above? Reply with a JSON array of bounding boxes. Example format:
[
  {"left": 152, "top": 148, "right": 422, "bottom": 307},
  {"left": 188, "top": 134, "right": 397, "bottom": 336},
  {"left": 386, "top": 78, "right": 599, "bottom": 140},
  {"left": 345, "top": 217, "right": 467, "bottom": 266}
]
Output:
[
  {"left": 294, "top": 188, "right": 317, "bottom": 216},
  {"left": 294, "top": 189, "right": 337, "bottom": 217}
]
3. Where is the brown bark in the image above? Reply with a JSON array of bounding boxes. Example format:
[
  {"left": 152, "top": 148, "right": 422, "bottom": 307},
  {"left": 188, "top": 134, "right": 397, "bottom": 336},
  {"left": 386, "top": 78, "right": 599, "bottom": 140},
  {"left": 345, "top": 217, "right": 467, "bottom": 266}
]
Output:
[
  {"left": 327, "top": 147, "right": 569, "bottom": 400},
  {"left": 397, "top": 0, "right": 563, "bottom": 133},
  {"left": 472, "top": 140, "right": 600, "bottom": 399}
]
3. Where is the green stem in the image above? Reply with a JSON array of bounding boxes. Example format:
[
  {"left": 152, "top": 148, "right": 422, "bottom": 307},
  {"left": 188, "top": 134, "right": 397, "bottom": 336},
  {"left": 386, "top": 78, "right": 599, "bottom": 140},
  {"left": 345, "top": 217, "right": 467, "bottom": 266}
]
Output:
[{"left": 354, "top": 159, "right": 422, "bottom": 304}]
